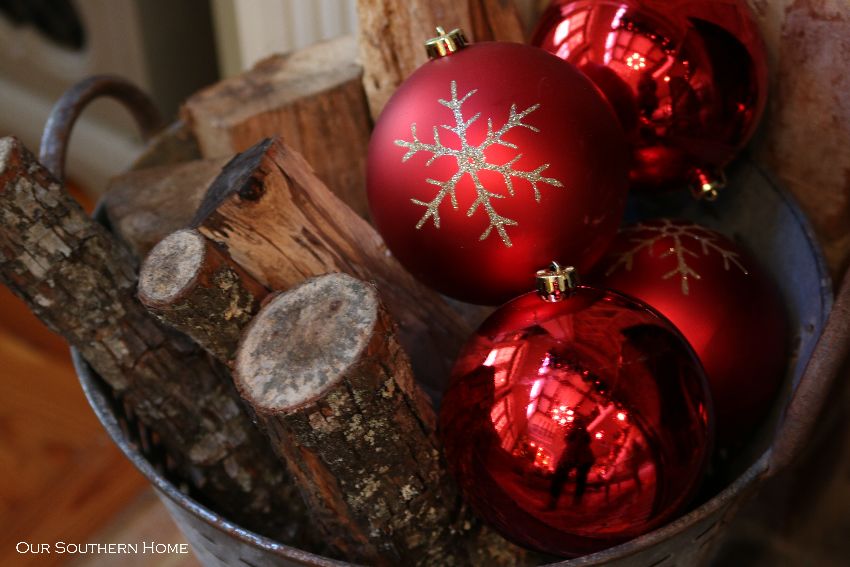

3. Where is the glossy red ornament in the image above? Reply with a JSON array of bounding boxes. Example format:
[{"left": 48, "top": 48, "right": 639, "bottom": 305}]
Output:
[
  {"left": 532, "top": 0, "right": 768, "bottom": 197},
  {"left": 593, "top": 219, "right": 787, "bottom": 446},
  {"left": 367, "top": 39, "right": 629, "bottom": 305},
  {"left": 439, "top": 286, "right": 712, "bottom": 556}
]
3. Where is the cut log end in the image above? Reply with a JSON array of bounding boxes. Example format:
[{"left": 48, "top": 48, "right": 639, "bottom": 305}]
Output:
[
  {"left": 138, "top": 229, "right": 206, "bottom": 306},
  {"left": 236, "top": 273, "right": 380, "bottom": 411}
]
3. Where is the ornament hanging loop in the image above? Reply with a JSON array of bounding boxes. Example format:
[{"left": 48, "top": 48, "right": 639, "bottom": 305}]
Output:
[
  {"left": 536, "top": 262, "right": 578, "bottom": 302},
  {"left": 425, "top": 26, "right": 468, "bottom": 59}
]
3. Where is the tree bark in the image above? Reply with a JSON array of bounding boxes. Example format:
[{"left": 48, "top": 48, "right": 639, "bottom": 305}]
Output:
[
  {"left": 0, "top": 137, "right": 312, "bottom": 545},
  {"left": 235, "top": 273, "right": 523, "bottom": 566},
  {"left": 138, "top": 228, "right": 268, "bottom": 365},
  {"left": 182, "top": 35, "right": 371, "bottom": 219},
  {"left": 356, "top": 0, "right": 525, "bottom": 119},
  {"left": 104, "top": 157, "right": 228, "bottom": 257},
  {"left": 191, "top": 137, "right": 470, "bottom": 400}
]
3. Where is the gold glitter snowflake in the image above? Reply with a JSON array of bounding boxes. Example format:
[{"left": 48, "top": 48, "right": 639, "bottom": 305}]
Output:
[
  {"left": 395, "top": 81, "right": 563, "bottom": 247},
  {"left": 605, "top": 219, "right": 748, "bottom": 295}
]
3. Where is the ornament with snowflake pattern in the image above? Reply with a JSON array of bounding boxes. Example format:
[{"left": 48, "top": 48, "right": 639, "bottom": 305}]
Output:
[
  {"left": 594, "top": 219, "right": 788, "bottom": 446},
  {"left": 367, "top": 39, "right": 629, "bottom": 305}
]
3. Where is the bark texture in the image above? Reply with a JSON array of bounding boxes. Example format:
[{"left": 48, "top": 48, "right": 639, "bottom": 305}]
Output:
[
  {"left": 356, "top": 0, "right": 525, "bottom": 119},
  {"left": 234, "top": 273, "right": 523, "bottom": 566},
  {"left": 182, "top": 35, "right": 371, "bottom": 219},
  {"left": 138, "top": 228, "right": 268, "bottom": 364},
  {"left": 191, "top": 137, "right": 469, "bottom": 399},
  {"left": 0, "top": 137, "right": 312, "bottom": 545}
]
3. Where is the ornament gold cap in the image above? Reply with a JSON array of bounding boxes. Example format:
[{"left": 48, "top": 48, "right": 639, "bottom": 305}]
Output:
[
  {"left": 536, "top": 262, "right": 579, "bottom": 302},
  {"left": 690, "top": 168, "right": 726, "bottom": 201},
  {"left": 425, "top": 26, "right": 468, "bottom": 59}
]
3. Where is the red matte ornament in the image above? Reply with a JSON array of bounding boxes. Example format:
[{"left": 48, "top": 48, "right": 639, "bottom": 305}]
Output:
[
  {"left": 439, "top": 284, "right": 712, "bottom": 556},
  {"left": 532, "top": 0, "right": 768, "bottom": 198},
  {"left": 367, "top": 34, "right": 629, "bottom": 305},
  {"left": 593, "top": 219, "right": 787, "bottom": 446}
]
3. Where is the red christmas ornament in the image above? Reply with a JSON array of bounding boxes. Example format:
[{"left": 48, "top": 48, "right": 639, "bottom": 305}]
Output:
[
  {"left": 532, "top": 0, "right": 768, "bottom": 198},
  {"left": 593, "top": 220, "right": 787, "bottom": 446},
  {"left": 367, "top": 29, "right": 629, "bottom": 305},
  {"left": 439, "top": 268, "right": 712, "bottom": 556}
]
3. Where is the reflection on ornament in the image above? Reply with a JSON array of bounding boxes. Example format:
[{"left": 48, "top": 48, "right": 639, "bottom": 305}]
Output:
[
  {"left": 605, "top": 219, "right": 747, "bottom": 294},
  {"left": 394, "top": 81, "right": 563, "bottom": 247},
  {"left": 532, "top": 0, "right": 768, "bottom": 196},
  {"left": 595, "top": 219, "right": 787, "bottom": 446},
  {"left": 439, "top": 287, "right": 712, "bottom": 556}
]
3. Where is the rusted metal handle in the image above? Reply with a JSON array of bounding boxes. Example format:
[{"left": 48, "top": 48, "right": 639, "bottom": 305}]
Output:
[
  {"left": 768, "top": 266, "right": 850, "bottom": 475},
  {"left": 39, "top": 75, "right": 163, "bottom": 182}
]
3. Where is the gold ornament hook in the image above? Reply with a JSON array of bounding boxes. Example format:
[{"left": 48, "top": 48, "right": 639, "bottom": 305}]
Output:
[
  {"left": 425, "top": 26, "right": 468, "bottom": 59},
  {"left": 536, "top": 262, "right": 579, "bottom": 302},
  {"left": 690, "top": 168, "right": 727, "bottom": 201}
]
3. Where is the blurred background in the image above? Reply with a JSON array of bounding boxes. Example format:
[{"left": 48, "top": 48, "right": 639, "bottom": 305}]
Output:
[{"left": 1, "top": 1, "right": 849, "bottom": 566}]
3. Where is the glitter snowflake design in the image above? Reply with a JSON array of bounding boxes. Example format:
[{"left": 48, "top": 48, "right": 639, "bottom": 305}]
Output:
[
  {"left": 605, "top": 219, "right": 748, "bottom": 295},
  {"left": 394, "top": 81, "right": 563, "bottom": 247}
]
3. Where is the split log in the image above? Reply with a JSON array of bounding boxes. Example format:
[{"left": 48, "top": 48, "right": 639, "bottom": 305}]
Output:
[
  {"left": 103, "top": 157, "right": 228, "bottom": 257},
  {"left": 130, "top": 119, "right": 203, "bottom": 170},
  {"left": 234, "top": 273, "right": 523, "bottom": 566},
  {"left": 748, "top": 0, "right": 850, "bottom": 278},
  {"left": 0, "top": 137, "right": 311, "bottom": 544},
  {"left": 182, "top": 35, "right": 371, "bottom": 219},
  {"left": 357, "top": 0, "right": 525, "bottom": 119},
  {"left": 191, "top": 137, "right": 469, "bottom": 398},
  {"left": 138, "top": 228, "right": 268, "bottom": 364}
]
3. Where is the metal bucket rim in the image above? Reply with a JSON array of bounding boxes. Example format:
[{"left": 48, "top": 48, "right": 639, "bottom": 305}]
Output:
[
  {"left": 72, "top": 348, "right": 770, "bottom": 567},
  {"left": 74, "top": 157, "right": 833, "bottom": 565}
]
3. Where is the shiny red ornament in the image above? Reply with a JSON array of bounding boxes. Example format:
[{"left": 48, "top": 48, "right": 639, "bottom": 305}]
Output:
[
  {"left": 367, "top": 39, "right": 629, "bottom": 305},
  {"left": 532, "top": 0, "right": 768, "bottom": 197},
  {"left": 439, "top": 286, "right": 712, "bottom": 556},
  {"left": 593, "top": 219, "right": 787, "bottom": 446}
]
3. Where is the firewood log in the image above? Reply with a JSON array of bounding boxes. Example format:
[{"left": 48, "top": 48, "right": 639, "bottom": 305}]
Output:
[
  {"left": 191, "top": 137, "right": 470, "bottom": 399},
  {"left": 0, "top": 136, "right": 312, "bottom": 544},
  {"left": 138, "top": 228, "right": 268, "bottom": 365},
  {"left": 357, "top": 0, "right": 525, "bottom": 119},
  {"left": 234, "top": 273, "right": 524, "bottom": 566},
  {"left": 182, "top": 35, "right": 371, "bottom": 219},
  {"left": 104, "top": 158, "right": 228, "bottom": 257}
]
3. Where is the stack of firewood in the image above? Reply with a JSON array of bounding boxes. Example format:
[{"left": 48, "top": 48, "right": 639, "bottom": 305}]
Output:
[{"left": 0, "top": 1, "right": 550, "bottom": 565}]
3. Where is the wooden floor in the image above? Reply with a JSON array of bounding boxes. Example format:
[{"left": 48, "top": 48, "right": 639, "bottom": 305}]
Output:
[{"left": 0, "top": 185, "right": 197, "bottom": 567}]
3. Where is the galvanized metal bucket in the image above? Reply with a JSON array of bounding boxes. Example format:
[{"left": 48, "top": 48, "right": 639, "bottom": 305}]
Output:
[
  {"left": 72, "top": 156, "right": 846, "bottom": 566},
  {"left": 50, "top": 75, "right": 847, "bottom": 567}
]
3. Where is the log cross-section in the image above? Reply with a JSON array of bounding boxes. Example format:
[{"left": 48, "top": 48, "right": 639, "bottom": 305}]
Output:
[
  {"left": 138, "top": 228, "right": 268, "bottom": 364},
  {"left": 0, "top": 136, "right": 311, "bottom": 544},
  {"left": 234, "top": 273, "right": 523, "bottom": 566},
  {"left": 191, "top": 137, "right": 470, "bottom": 399}
]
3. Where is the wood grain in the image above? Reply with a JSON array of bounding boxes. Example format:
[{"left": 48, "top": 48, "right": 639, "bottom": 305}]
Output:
[
  {"left": 356, "top": 0, "right": 525, "bottom": 119},
  {"left": 104, "top": 158, "right": 228, "bottom": 258},
  {"left": 182, "top": 35, "right": 371, "bottom": 219},
  {"left": 192, "top": 137, "right": 470, "bottom": 398}
]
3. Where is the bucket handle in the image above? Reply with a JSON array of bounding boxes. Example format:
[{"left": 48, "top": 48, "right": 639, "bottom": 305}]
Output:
[
  {"left": 39, "top": 75, "right": 163, "bottom": 183},
  {"left": 768, "top": 265, "right": 850, "bottom": 475}
]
